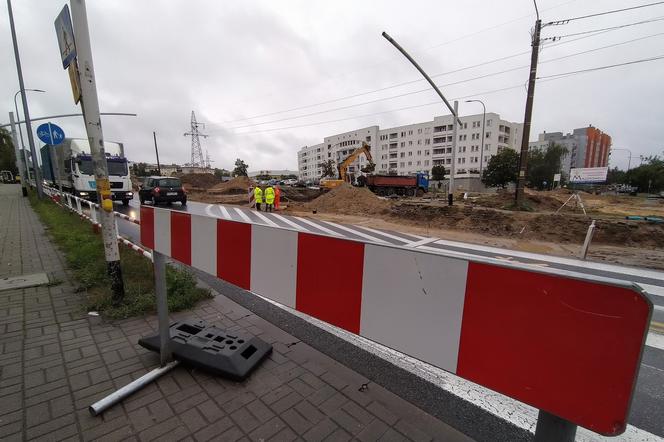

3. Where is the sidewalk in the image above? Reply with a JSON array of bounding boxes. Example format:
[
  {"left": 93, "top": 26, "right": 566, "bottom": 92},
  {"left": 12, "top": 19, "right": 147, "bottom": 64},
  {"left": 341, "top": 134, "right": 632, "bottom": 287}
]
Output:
[{"left": 0, "top": 184, "right": 472, "bottom": 441}]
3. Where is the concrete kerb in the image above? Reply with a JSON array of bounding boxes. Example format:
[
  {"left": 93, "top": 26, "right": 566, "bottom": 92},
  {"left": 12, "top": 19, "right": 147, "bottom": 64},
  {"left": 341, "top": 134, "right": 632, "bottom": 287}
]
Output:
[{"left": 193, "top": 269, "right": 531, "bottom": 442}]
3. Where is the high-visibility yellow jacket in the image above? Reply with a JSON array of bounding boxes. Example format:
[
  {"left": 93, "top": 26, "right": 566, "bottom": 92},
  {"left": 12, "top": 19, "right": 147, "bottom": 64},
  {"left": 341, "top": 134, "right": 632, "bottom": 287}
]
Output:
[
  {"left": 265, "top": 187, "right": 275, "bottom": 204},
  {"left": 254, "top": 187, "right": 263, "bottom": 203}
]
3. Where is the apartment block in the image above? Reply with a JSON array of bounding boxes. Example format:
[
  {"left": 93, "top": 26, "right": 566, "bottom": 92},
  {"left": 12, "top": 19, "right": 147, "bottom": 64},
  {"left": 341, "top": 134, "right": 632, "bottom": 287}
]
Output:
[{"left": 297, "top": 114, "right": 521, "bottom": 181}]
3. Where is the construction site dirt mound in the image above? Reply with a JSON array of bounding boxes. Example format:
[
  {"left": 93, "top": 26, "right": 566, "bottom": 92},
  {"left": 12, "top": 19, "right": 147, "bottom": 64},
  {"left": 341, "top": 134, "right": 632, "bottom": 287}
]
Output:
[
  {"left": 389, "top": 203, "right": 664, "bottom": 247},
  {"left": 179, "top": 173, "right": 222, "bottom": 189},
  {"left": 280, "top": 187, "right": 324, "bottom": 202},
  {"left": 473, "top": 189, "right": 566, "bottom": 212},
  {"left": 304, "top": 184, "right": 391, "bottom": 215},
  {"left": 208, "top": 176, "right": 255, "bottom": 195}
]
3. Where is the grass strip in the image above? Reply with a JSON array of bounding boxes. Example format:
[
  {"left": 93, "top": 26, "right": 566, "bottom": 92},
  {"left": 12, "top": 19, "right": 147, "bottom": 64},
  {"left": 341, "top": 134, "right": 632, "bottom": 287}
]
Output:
[{"left": 29, "top": 193, "right": 211, "bottom": 319}]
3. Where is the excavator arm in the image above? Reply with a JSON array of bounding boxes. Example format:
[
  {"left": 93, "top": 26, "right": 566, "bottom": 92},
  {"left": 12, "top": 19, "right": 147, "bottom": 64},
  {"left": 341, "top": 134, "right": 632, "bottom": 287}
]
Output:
[{"left": 338, "top": 142, "right": 374, "bottom": 182}]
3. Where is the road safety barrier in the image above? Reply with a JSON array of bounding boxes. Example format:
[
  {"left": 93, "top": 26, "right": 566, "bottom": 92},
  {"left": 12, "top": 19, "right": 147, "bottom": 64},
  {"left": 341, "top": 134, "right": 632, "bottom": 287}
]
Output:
[
  {"left": 43, "top": 185, "right": 152, "bottom": 260},
  {"left": 139, "top": 204, "right": 652, "bottom": 437}
]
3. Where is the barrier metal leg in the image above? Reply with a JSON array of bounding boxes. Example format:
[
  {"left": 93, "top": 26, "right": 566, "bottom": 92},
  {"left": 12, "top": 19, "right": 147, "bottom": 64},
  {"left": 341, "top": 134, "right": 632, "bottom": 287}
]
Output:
[
  {"left": 88, "top": 252, "right": 174, "bottom": 416},
  {"left": 76, "top": 197, "right": 82, "bottom": 214},
  {"left": 579, "top": 219, "right": 596, "bottom": 260},
  {"left": 89, "top": 202, "right": 97, "bottom": 224},
  {"left": 534, "top": 410, "right": 576, "bottom": 442}
]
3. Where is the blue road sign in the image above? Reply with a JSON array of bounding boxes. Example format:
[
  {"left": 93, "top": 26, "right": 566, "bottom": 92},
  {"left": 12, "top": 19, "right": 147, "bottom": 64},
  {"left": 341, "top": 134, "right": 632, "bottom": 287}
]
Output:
[
  {"left": 36, "top": 123, "right": 66, "bottom": 145},
  {"left": 54, "top": 5, "right": 76, "bottom": 69}
]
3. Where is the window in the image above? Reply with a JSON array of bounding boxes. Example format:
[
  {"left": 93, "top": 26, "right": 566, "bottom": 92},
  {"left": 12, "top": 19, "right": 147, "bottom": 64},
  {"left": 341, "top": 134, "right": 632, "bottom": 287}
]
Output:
[
  {"left": 389, "top": 153, "right": 397, "bottom": 159},
  {"left": 389, "top": 133, "right": 398, "bottom": 139},
  {"left": 400, "top": 162, "right": 405, "bottom": 168},
  {"left": 408, "top": 161, "right": 412, "bottom": 166},
  {"left": 425, "top": 139, "right": 431, "bottom": 145},
  {"left": 433, "top": 148, "right": 445, "bottom": 155},
  {"left": 408, "top": 130, "right": 413, "bottom": 135},
  {"left": 447, "top": 136, "right": 453, "bottom": 142},
  {"left": 401, "top": 142, "right": 405, "bottom": 147},
  {"left": 425, "top": 150, "right": 430, "bottom": 155},
  {"left": 328, "top": 152, "right": 331, "bottom": 157},
  {"left": 417, "top": 140, "right": 422, "bottom": 145},
  {"left": 447, "top": 125, "right": 453, "bottom": 131},
  {"left": 446, "top": 147, "right": 452, "bottom": 154},
  {"left": 485, "top": 143, "right": 490, "bottom": 150},
  {"left": 382, "top": 164, "right": 387, "bottom": 169},
  {"left": 417, "top": 161, "right": 421, "bottom": 166},
  {"left": 389, "top": 143, "right": 397, "bottom": 148},
  {"left": 463, "top": 123, "right": 468, "bottom": 129},
  {"left": 366, "top": 136, "right": 371, "bottom": 142},
  {"left": 381, "top": 154, "right": 387, "bottom": 159},
  {"left": 433, "top": 137, "right": 445, "bottom": 144},
  {"left": 485, "top": 131, "right": 491, "bottom": 138},
  {"left": 487, "top": 119, "right": 492, "bottom": 126},
  {"left": 417, "top": 150, "right": 421, "bottom": 155},
  {"left": 433, "top": 126, "right": 444, "bottom": 133},
  {"left": 401, "top": 131, "right": 406, "bottom": 137},
  {"left": 418, "top": 128, "right": 422, "bottom": 134},
  {"left": 400, "top": 152, "right": 405, "bottom": 158},
  {"left": 409, "top": 141, "right": 413, "bottom": 146},
  {"left": 389, "top": 162, "right": 397, "bottom": 168},
  {"left": 408, "top": 151, "right": 413, "bottom": 156},
  {"left": 424, "top": 160, "right": 430, "bottom": 166},
  {"left": 446, "top": 158, "right": 451, "bottom": 164}
]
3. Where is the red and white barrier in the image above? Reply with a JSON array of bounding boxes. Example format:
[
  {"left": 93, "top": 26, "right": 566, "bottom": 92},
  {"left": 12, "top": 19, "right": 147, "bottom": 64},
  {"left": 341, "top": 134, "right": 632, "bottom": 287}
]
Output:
[{"left": 139, "top": 205, "right": 651, "bottom": 436}]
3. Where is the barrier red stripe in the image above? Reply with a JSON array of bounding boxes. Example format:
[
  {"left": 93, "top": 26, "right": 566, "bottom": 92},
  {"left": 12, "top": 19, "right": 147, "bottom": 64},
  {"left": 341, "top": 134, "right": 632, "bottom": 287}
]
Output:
[
  {"left": 296, "top": 233, "right": 364, "bottom": 334},
  {"left": 217, "top": 219, "right": 251, "bottom": 289},
  {"left": 456, "top": 262, "right": 650, "bottom": 435},
  {"left": 170, "top": 212, "right": 191, "bottom": 265},
  {"left": 140, "top": 206, "right": 155, "bottom": 249}
]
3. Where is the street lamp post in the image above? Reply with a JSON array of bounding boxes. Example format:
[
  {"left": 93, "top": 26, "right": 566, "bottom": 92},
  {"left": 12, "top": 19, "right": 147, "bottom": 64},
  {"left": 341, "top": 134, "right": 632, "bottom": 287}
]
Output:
[
  {"left": 465, "top": 99, "right": 486, "bottom": 176},
  {"left": 610, "top": 148, "right": 632, "bottom": 170},
  {"left": 14, "top": 89, "right": 45, "bottom": 186}
]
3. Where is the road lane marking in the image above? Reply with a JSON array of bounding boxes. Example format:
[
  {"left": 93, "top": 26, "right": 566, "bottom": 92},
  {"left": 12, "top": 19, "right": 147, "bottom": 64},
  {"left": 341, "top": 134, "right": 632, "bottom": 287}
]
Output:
[
  {"left": 270, "top": 213, "right": 311, "bottom": 232},
  {"left": 320, "top": 220, "right": 390, "bottom": 244},
  {"left": 646, "top": 331, "right": 664, "bottom": 351},
  {"left": 233, "top": 208, "right": 253, "bottom": 224},
  {"left": 293, "top": 217, "right": 343, "bottom": 237},
  {"left": 654, "top": 305, "right": 664, "bottom": 312},
  {"left": 253, "top": 211, "right": 280, "bottom": 227}
]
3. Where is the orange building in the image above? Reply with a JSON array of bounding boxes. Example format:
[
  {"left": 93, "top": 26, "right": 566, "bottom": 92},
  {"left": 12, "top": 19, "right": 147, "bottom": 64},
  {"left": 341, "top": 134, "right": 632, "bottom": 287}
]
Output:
[{"left": 582, "top": 126, "right": 612, "bottom": 168}]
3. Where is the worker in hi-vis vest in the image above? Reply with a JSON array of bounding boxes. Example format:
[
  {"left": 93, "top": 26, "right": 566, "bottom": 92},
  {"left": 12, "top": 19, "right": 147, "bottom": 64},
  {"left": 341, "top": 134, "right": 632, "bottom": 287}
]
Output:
[
  {"left": 254, "top": 186, "right": 263, "bottom": 211},
  {"left": 264, "top": 185, "right": 275, "bottom": 212}
]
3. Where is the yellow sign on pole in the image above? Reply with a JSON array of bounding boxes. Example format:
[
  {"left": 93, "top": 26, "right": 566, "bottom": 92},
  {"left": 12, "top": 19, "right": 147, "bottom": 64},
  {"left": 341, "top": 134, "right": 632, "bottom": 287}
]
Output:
[{"left": 68, "top": 61, "right": 81, "bottom": 104}]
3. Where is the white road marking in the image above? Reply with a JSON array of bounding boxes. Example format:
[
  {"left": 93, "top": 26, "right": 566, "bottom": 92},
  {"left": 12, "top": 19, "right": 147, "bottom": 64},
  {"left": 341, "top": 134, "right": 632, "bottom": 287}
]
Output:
[
  {"left": 218, "top": 205, "right": 232, "bottom": 220},
  {"left": 355, "top": 225, "right": 420, "bottom": 244},
  {"left": 646, "top": 332, "right": 664, "bottom": 351},
  {"left": 654, "top": 305, "right": 664, "bottom": 312},
  {"left": 270, "top": 213, "right": 311, "bottom": 232},
  {"left": 404, "top": 237, "right": 440, "bottom": 248},
  {"left": 253, "top": 211, "right": 280, "bottom": 227},
  {"left": 642, "top": 363, "right": 664, "bottom": 373},
  {"left": 641, "top": 283, "right": 664, "bottom": 298},
  {"left": 321, "top": 221, "right": 390, "bottom": 244},
  {"left": 233, "top": 208, "right": 253, "bottom": 223},
  {"left": 293, "top": 216, "right": 344, "bottom": 237}
]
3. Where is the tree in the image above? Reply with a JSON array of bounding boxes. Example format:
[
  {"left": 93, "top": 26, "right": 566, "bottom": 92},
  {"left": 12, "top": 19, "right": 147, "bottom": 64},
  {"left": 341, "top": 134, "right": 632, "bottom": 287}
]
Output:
[
  {"left": 624, "top": 156, "right": 664, "bottom": 192},
  {"left": 431, "top": 165, "right": 446, "bottom": 181},
  {"left": 482, "top": 148, "right": 519, "bottom": 188},
  {"left": 233, "top": 159, "right": 248, "bottom": 177},
  {"left": 526, "top": 143, "right": 568, "bottom": 190},
  {"left": 606, "top": 166, "right": 627, "bottom": 185},
  {"left": 320, "top": 160, "right": 336, "bottom": 178},
  {"left": 214, "top": 168, "right": 230, "bottom": 179},
  {"left": 0, "top": 128, "right": 17, "bottom": 175}
]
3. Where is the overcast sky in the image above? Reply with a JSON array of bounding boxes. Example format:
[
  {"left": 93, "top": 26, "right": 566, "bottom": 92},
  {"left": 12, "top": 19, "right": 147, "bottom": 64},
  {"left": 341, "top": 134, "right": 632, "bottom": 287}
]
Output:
[{"left": 2, "top": 0, "right": 663, "bottom": 171}]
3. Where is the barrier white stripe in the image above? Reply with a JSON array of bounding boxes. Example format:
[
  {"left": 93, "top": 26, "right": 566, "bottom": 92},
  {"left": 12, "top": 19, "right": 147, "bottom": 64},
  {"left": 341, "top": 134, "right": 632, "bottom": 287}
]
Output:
[
  {"left": 292, "top": 216, "right": 343, "bottom": 237},
  {"left": 191, "top": 215, "right": 216, "bottom": 276},
  {"left": 253, "top": 211, "right": 280, "bottom": 228},
  {"left": 269, "top": 213, "right": 311, "bottom": 232},
  {"left": 321, "top": 220, "right": 390, "bottom": 245},
  {"left": 404, "top": 237, "right": 441, "bottom": 248},
  {"left": 361, "top": 245, "right": 469, "bottom": 373},
  {"left": 153, "top": 209, "right": 171, "bottom": 256},
  {"left": 250, "top": 226, "right": 298, "bottom": 309},
  {"left": 218, "top": 205, "right": 232, "bottom": 220},
  {"left": 233, "top": 207, "right": 253, "bottom": 223},
  {"left": 356, "top": 225, "right": 426, "bottom": 244}
]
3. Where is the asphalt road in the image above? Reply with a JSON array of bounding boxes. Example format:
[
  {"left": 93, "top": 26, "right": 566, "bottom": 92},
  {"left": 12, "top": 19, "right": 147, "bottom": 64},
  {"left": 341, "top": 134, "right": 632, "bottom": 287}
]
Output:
[{"left": 100, "top": 198, "right": 664, "bottom": 438}]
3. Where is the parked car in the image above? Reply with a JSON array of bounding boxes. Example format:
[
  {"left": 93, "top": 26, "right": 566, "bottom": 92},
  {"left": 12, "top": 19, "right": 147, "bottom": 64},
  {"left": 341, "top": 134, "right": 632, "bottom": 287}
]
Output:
[
  {"left": 139, "top": 176, "right": 187, "bottom": 205},
  {"left": 283, "top": 178, "right": 298, "bottom": 186}
]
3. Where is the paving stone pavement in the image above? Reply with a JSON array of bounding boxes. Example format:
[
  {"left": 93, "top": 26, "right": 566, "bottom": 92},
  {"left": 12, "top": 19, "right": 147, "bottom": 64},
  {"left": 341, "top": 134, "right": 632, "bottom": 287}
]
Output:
[{"left": 0, "top": 184, "right": 473, "bottom": 441}]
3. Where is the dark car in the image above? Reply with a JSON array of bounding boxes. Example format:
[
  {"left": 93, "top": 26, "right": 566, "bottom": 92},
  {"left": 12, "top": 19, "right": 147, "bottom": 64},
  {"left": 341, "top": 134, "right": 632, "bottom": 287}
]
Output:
[{"left": 139, "top": 177, "right": 187, "bottom": 205}]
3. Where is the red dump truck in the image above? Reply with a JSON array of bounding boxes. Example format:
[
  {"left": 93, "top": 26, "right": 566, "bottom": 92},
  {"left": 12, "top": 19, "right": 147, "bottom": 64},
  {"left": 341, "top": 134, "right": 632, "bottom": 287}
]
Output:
[{"left": 365, "top": 173, "right": 429, "bottom": 196}]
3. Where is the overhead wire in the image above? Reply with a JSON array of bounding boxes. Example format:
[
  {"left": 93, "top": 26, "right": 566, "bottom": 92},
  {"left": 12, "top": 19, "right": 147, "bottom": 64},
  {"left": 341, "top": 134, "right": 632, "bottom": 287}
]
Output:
[
  {"left": 542, "top": 16, "right": 664, "bottom": 41},
  {"left": 546, "top": 0, "right": 664, "bottom": 25},
  {"left": 216, "top": 31, "right": 664, "bottom": 131},
  {"left": 221, "top": 23, "right": 653, "bottom": 127},
  {"left": 537, "top": 54, "right": 664, "bottom": 79}
]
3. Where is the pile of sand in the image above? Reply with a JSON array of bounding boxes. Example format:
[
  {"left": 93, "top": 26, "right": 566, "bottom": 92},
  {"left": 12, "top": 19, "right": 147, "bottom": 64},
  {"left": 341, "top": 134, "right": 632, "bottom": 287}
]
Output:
[
  {"left": 208, "top": 176, "right": 255, "bottom": 195},
  {"left": 473, "top": 189, "right": 566, "bottom": 212},
  {"left": 179, "top": 173, "right": 222, "bottom": 189},
  {"left": 304, "top": 183, "right": 391, "bottom": 215}
]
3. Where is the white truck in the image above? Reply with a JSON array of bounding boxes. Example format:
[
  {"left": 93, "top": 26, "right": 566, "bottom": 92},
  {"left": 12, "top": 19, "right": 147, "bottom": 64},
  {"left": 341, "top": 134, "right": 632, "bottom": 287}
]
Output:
[{"left": 41, "top": 138, "right": 134, "bottom": 205}]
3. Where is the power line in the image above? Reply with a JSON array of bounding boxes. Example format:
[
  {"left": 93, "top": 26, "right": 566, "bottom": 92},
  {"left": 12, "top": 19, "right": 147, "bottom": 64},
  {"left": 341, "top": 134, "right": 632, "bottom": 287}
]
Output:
[
  {"left": 547, "top": 1, "right": 664, "bottom": 25},
  {"left": 221, "top": 32, "right": 664, "bottom": 131},
  {"left": 221, "top": 24, "right": 650, "bottom": 127},
  {"left": 543, "top": 16, "right": 664, "bottom": 41},
  {"left": 537, "top": 54, "right": 664, "bottom": 79}
]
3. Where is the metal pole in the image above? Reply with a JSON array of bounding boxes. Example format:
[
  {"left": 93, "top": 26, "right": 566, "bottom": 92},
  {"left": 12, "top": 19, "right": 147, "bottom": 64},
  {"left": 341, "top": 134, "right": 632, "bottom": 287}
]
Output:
[
  {"left": 449, "top": 101, "right": 459, "bottom": 206},
  {"left": 7, "top": 0, "right": 44, "bottom": 198},
  {"left": 13, "top": 92, "right": 30, "bottom": 185},
  {"left": 579, "top": 219, "right": 596, "bottom": 260},
  {"left": 89, "top": 360, "right": 179, "bottom": 416},
  {"left": 515, "top": 18, "right": 542, "bottom": 206},
  {"left": 534, "top": 410, "right": 577, "bottom": 442},
  {"left": 153, "top": 131, "right": 161, "bottom": 175},
  {"left": 153, "top": 251, "right": 173, "bottom": 365},
  {"left": 70, "top": 0, "right": 125, "bottom": 302},
  {"left": 8, "top": 112, "right": 28, "bottom": 196}
]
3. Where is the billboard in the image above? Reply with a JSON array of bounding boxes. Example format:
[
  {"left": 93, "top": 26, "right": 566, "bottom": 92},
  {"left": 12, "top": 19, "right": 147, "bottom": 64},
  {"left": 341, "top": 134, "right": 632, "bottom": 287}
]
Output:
[{"left": 569, "top": 167, "right": 608, "bottom": 183}]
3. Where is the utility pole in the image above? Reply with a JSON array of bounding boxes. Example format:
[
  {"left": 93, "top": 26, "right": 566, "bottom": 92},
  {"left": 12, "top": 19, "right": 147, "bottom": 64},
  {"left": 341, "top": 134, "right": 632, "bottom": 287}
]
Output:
[
  {"left": 70, "top": 0, "right": 124, "bottom": 302},
  {"left": 515, "top": 14, "right": 542, "bottom": 206},
  {"left": 7, "top": 0, "right": 44, "bottom": 198},
  {"left": 8, "top": 112, "right": 28, "bottom": 196},
  {"left": 153, "top": 131, "right": 161, "bottom": 175},
  {"left": 382, "top": 31, "right": 462, "bottom": 206}
]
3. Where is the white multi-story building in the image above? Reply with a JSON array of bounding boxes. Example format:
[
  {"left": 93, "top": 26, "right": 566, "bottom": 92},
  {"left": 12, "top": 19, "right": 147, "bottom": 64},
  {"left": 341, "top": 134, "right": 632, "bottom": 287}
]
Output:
[{"left": 297, "top": 114, "right": 521, "bottom": 181}]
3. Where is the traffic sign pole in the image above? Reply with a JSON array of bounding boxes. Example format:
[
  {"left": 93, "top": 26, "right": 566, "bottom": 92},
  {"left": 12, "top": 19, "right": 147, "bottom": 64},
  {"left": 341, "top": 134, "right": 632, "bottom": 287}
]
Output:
[{"left": 69, "top": 0, "right": 125, "bottom": 302}]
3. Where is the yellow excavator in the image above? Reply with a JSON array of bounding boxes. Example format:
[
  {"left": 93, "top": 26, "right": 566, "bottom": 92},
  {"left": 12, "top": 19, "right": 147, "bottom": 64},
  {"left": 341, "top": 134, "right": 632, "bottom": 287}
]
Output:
[{"left": 320, "top": 142, "right": 375, "bottom": 190}]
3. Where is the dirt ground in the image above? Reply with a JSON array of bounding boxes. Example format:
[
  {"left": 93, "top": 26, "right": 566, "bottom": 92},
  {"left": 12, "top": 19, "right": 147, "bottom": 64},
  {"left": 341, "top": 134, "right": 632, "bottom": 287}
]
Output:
[{"left": 284, "top": 185, "right": 664, "bottom": 270}]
